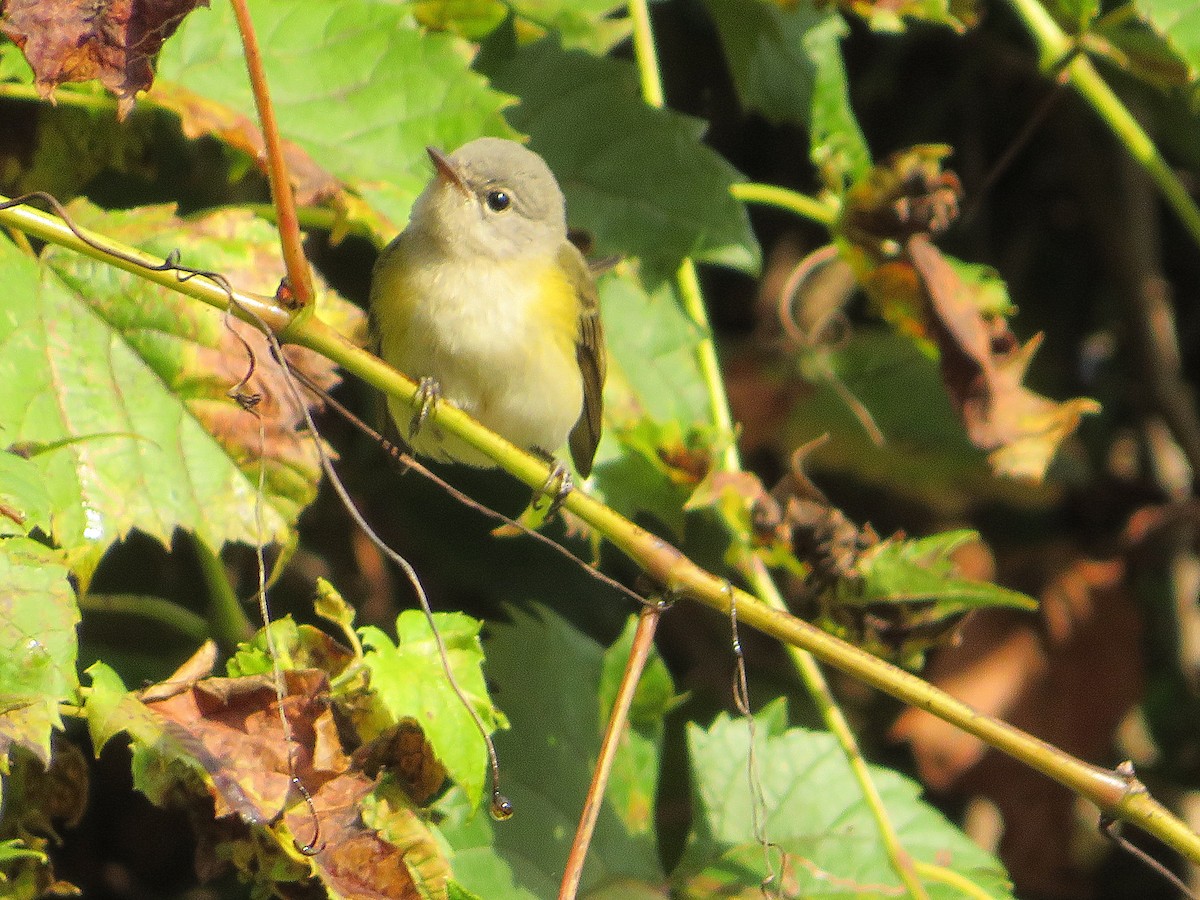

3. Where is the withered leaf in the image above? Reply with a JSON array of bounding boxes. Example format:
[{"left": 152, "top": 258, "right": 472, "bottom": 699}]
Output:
[
  {"left": 908, "top": 235, "right": 1099, "bottom": 482},
  {"left": 1, "top": 0, "right": 209, "bottom": 118},
  {"left": 352, "top": 719, "right": 448, "bottom": 807},
  {"left": 839, "top": 145, "right": 961, "bottom": 253},
  {"left": 838, "top": 149, "right": 1097, "bottom": 482},
  {"left": 138, "top": 640, "right": 218, "bottom": 703},
  {"left": 285, "top": 773, "right": 445, "bottom": 900},
  {"left": 144, "top": 669, "right": 347, "bottom": 824}
]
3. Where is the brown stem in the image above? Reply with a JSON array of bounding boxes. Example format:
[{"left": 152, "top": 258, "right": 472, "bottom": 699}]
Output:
[
  {"left": 229, "top": 0, "right": 315, "bottom": 307},
  {"left": 559, "top": 604, "right": 663, "bottom": 899}
]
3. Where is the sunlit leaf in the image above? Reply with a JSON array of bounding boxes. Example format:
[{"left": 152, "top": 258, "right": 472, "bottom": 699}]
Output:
[
  {"left": 358, "top": 611, "right": 502, "bottom": 809},
  {"left": 154, "top": 0, "right": 517, "bottom": 241},
  {"left": 415, "top": 0, "right": 630, "bottom": 53},
  {"left": 678, "top": 700, "right": 1014, "bottom": 897},
  {"left": 0, "top": 451, "right": 51, "bottom": 538},
  {"left": 0, "top": 204, "right": 363, "bottom": 581},
  {"left": 0, "top": 537, "right": 77, "bottom": 769}
]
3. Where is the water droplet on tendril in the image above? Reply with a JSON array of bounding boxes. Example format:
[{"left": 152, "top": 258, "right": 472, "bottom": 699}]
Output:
[{"left": 490, "top": 790, "right": 514, "bottom": 821}]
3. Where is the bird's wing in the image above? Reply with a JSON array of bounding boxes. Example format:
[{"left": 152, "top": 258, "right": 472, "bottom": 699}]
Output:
[{"left": 561, "top": 243, "right": 606, "bottom": 477}]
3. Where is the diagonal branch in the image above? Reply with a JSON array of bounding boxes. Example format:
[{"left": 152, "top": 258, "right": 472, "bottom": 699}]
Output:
[{"left": 4, "top": 190, "right": 1200, "bottom": 867}]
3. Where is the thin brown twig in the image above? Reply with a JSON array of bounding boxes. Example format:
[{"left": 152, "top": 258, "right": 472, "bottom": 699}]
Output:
[
  {"left": 559, "top": 602, "right": 664, "bottom": 900},
  {"left": 228, "top": 0, "right": 314, "bottom": 307},
  {"left": 1101, "top": 813, "right": 1198, "bottom": 900},
  {"left": 728, "top": 584, "right": 782, "bottom": 896}
]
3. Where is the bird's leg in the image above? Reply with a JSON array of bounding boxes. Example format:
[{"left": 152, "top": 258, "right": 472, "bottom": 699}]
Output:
[
  {"left": 533, "top": 458, "right": 573, "bottom": 519},
  {"left": 410, "top": 376, "right": 442, "bottom": 439}
]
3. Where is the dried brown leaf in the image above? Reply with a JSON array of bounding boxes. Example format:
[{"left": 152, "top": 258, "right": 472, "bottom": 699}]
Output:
[
  {"left": 891, "top": 552, "right": 1142, "bottom": 895},
  {"left": 909, "top": 235, "right": 1099, "bottom": 482},
  {"left": 144, "top": 669, "right": 346, "bottom": 823},
  {"left": 1, "top": 0, "right": 208, "bottom": 118},
  {"left": 352, "top": 719, "right": 448, "bottom": 807},
  {"left": 284, "top": 774, "right": 438, "bottom": 900}
]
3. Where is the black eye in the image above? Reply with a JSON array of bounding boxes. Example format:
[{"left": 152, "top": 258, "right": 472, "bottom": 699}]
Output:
[{"left": 485, "top": 189, "right": 511, "bottom": 212}]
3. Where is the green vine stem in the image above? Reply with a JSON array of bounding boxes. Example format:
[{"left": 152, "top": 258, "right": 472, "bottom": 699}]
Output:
[
  {"left": 193, "top": 536, "right": 255, "bottom": 650},
  {"left": 4, "top": 192, "right": 1200, "bottom": 865},
  {"left": 630, "top": 3, "right": 929, "bottom": 896},
  {"left": 1005, "top": 0, "right": 1200, "bottom": 250},
  {"left": 76, "top": 593, "right": 210, "bottom": 643},
  {"left": 731, "top": 182, "right": 839, "bottom": 227}
]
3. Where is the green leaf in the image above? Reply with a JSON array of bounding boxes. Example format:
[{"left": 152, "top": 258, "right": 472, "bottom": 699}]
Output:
[
  {"left": 155, "top": 0, "right": 517, "bottom": 240},
  {"left": 0, "top": 451, "right": 51, "bottom": 538},
  {"left": 434, "top": 788, "right": 540, "bottom": 900},
  {"left": 0, "top": 38, "right": 34, "bottom": 82},
  {"left": 703, "top": 0, "right": 869, "bottom": 186},
  {"left": 415, "top": 0, "right": 631, "bottom": 53},
  {"left": 1129, "top": 0, "right": 1200, "bottom": 82},
  {"left": 587, "top": 269, "right": 724, "bottom": 536},
  {"left": 0, "top": 537, "right": 78, "bottom": 769},
  {"left": 438, "top": 604, "right": 664, "bottom": 897},
  {"left": 0, "top": 839, "right": 46, "bottom": 870},
  {"left": 0, "top": 204, "right": 361, "bottom": 581},
  {"left": 704, "top": 0, "right": 821, "bottom": 124},
  {"left": 599, "top": 271, "right": 712, "bottom": 427},
  {"left": 598, "top": 615, "right": 679, "bottom": 837},
  {"left": 359, "top": 611, "right": 502, "bottom": 808},
  {"left": 806, "top": 8, "right": 872, "bottom": 188},
  {"left": 476, "top": 31, "right": 761, "bottom": 285},
  {"left": 82, "top": 662, "right": 161, "bottom": 754},
  {"left": 225, "top": 616, "right": 356, "bottom": 682},
  {"left": 678, "top": 700, "right": 1014, "bottom": 897},
  {"left": 843, "top": 529, "right": 1038, "bottom": 613}
]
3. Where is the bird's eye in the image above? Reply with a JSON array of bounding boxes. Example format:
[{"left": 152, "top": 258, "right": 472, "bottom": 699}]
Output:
[{"left": 485, "top": 190, "right": 511, "bottom": 212}]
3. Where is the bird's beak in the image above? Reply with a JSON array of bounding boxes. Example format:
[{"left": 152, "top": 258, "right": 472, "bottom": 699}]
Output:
[{"left": 427, "top": 147, "right": 469, "bottom": 197}]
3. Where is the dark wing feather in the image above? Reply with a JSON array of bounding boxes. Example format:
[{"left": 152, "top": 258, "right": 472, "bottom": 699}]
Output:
[{"left": 561, "top": 244, "right": 605, "bottom": 476}]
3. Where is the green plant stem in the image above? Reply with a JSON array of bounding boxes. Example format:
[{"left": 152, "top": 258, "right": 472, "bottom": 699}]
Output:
[
  {"left": 626, "top": 3, "right": 928, "bottom": 896},
  {"left": 675, "top": 261, "right": 740, "bottom": 471},
  {"left": 731, "top": 182, "right": 839, "bottom": 227},
  {"left": 629, "top": 0, "right": 665, "bottom": 109},
  {"left": 740, "top": 553, "right": 934, "bottom": 900},
  {"left": 1004, "top": 0, "right": 1200, "bottom": 251},
  {"left": 77, "top": 594, "right": 210, "bottom": 642},
  {"left": 6, "top": 186, "right": 1200, "bottom": 866},
  {"left": 194, "top": 534, "right": 254, "bottom": 651}
]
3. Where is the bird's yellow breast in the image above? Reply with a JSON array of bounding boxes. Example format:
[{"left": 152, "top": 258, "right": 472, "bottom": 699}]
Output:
[{"left": 371, "top": 233, "right": 584, "bottom": 467}]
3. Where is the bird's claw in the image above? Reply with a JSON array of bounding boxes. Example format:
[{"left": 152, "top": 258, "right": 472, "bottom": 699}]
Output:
[
  {"left": 535, "top": 461, "right": 573, "bottom": 519},
  {"left": 411, "top": 377, "right": 441, "bottom": 439}
]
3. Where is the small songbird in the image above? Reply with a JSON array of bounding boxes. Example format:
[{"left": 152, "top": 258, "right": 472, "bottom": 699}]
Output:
[{"left": 370, "top": 137, "right": 605, "bottom": 477}]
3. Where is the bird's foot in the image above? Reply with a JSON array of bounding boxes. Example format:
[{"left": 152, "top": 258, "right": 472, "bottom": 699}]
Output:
[
  {"left": 410, "top": 376, "right": 442, "bottom": 439},
  {"left": 534, "top": 460, "right": 574, "bottom": 520}
]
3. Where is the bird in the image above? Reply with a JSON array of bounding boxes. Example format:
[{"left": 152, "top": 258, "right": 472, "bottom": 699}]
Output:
[{"left": 369, "top": 137, "right": 605, "bottom": 478}]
